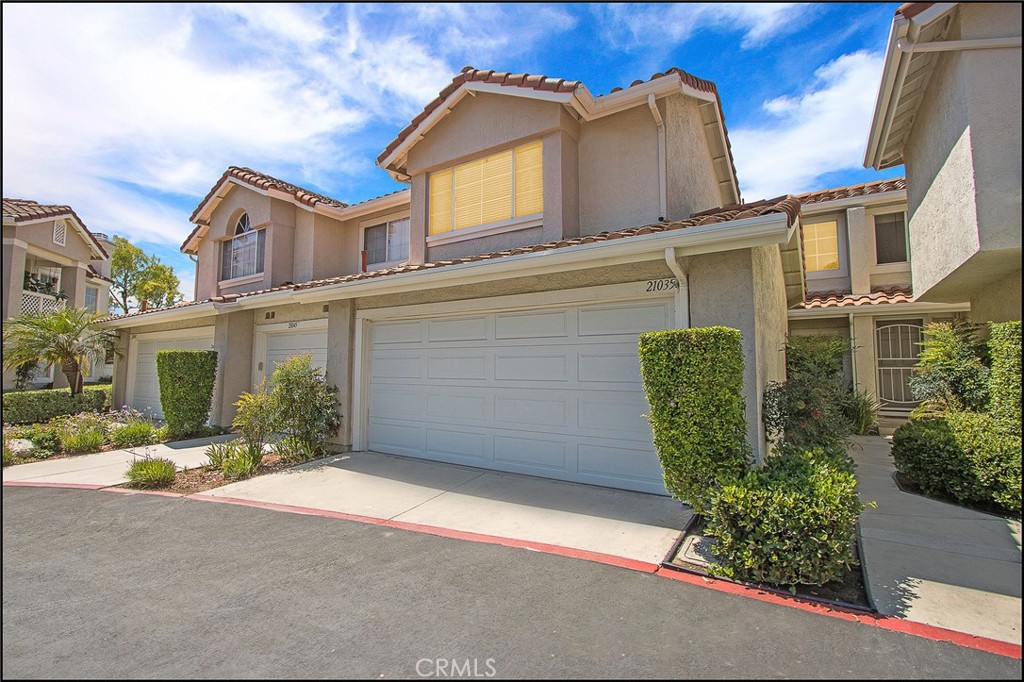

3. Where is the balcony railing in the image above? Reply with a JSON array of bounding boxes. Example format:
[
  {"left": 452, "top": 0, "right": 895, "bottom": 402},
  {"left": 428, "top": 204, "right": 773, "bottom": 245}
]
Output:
[{"left": 20, "top": 291, "right": 65, "bottom": 315}]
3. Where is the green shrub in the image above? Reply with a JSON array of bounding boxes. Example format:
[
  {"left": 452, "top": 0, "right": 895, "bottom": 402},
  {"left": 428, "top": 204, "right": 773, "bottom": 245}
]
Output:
[
  {"left": 2, "top": 441, "right": 13, "bottom": 467},
  {"left": 60, "top": 430, "right": 106, "bottom": 454},
  {"left": 24, "top": 424, "right": 60, "bottom": 454},
  {"left": 220, "top": 441, "right": 261, "bottom": 480},
  {"left": 275, "top": 434, "right": 318, "bottom": 463},
  {"left": 706, "top": 447, "right": 866, "bottom": 587},
  {"left": 110, "top": 421, "right": 159, "bottom": 449},
  {"left": 1, "top": 385, "right": 110, "bottom": 424},
  {"left": 988, "top": 321, "right": 1021, "bottom": 432},
  {"left": 846, "top": 390, "right": 880, "bottom": 436},
  {"left": 270, "top": 354, "right": 341, "bottom": 456},
  {"left": 125, "top": 457, "right": 177, "bottom": 488},
  {"left": 204, "top": 440, "right": 233, "bottom": 469},
  {"left": 763, "top": 335, "right": 853, "bottom": 449},
  {"left": 638, "top": 327, "right": 750, "bottom": 513},
  {"left": 232, "top": 381, "right": 275, "bottom": 463},
  {"left": 892, "top": 413, "right": 1021, "bottom": 514},
  {"left": 909, "top": 319, "right": 990, "bottom": 414},
  {"left": 156, "top": 350, "right": 217, "bottom": 438}
]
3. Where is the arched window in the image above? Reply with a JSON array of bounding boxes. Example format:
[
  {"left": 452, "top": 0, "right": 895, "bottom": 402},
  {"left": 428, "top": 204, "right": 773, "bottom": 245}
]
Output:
[{"left": 220, "top": 212, "right": 266, "bottom": 281}]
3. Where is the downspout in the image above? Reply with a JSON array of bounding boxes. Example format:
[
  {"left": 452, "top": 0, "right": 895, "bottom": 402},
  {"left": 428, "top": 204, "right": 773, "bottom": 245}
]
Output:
[
  {"left": 648, "top": 94, "right": 667, "bottom": 221},
  {"left": 664, "top": 247, "right": 690, "bottom": 329}
]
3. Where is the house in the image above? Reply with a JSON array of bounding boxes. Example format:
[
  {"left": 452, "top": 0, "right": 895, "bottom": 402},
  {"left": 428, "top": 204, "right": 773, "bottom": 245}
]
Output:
[
  {"left": 2, "top": 198, "right": 113, "bottom": 389},
  {"left": 786, "top": 178, "right": 970, "bottom": 422},
  {"left": 103, "top": 66, "right": 806, "bottom": 495},
  {"left": 865, "top": 2, "right": 1021, "bottom": 323}
]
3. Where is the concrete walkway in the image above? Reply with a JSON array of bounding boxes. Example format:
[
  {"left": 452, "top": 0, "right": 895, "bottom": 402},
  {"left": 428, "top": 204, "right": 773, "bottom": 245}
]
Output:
[
  {"left": 1, "top": 435, "right": 233, "bottom": 488},
  {"left": 198, "top": 451, "right": 691, "bottom": 565},
  {"left": 852, "top": 435, "right": 1022, "bottom": 645}
]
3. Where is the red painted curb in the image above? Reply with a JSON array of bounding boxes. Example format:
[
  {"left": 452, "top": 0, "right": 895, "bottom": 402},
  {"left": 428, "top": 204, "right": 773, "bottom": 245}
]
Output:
[
  {"left": 654, "top": 568, "right": 1022, "bottom": 660},
  {"left": 2, "top": 481, "right": 106, "bottom": 490}
]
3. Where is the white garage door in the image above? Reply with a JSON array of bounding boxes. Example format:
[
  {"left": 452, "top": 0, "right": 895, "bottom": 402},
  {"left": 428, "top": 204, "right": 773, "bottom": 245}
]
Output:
[
  {"left": 131, "top": 330, "right": 215, "bottom": 418},
  {"left": 367, "top": 299, "right": 673, "bottom": 494},
  {"left": 263, "top": 328, "right": 328, "bottom": 379}
]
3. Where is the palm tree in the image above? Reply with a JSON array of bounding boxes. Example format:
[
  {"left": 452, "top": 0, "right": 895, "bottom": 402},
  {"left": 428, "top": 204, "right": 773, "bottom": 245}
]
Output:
[{"left": 3, "top": 308, "right": 117, "bottom": 395}]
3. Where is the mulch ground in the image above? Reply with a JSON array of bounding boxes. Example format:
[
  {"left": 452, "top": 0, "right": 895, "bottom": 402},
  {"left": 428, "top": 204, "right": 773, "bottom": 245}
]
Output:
[{"left": 129, "top": 454, "right": 326, "bottom": 495}]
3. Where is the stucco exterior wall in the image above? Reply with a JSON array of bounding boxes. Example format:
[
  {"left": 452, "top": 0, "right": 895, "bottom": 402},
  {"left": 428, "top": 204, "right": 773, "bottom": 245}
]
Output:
[
  {"left": 313, "top": 212, "right": 359, "bottom": 281},
  {"left": 2, "top": 239, "right": 26, "bottom": 319},
  {"left": 751, "top": 245, "right": 789, "bottom": 453},
  {"left": 970, "top": 269, "right": 1023, "bottom": 323},
  {"left": 195, "top": 187, "right": 272, "bottom": 300},
  {"left": 15, "top": 218, "right": 94, "bottom": 264},
  {"left": 579, "top": 104, "right": 660, "bottom": 235},
  {"left": 212, "top": 309, "right": 255, "bottom": 426},
  {"left": 326, "top": 300, "right": 354, "bottom": 449},
  {"left": 685, "top": 248, "right": 764, "bottom": 461},
  {"left": 664, "top": 95, "right": 722, "bottom": 219},
  {"left": 293, "top": 210, "right": 315, "bottom": 283}
]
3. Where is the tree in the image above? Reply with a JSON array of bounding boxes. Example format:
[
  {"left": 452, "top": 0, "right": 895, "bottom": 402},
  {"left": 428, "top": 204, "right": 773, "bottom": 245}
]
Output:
[
  {"left": 109, "top": 235, "right": 182, "bottom": 313},
  {"left": 2, "top": 308, "right": 117, "bottom": 395}
]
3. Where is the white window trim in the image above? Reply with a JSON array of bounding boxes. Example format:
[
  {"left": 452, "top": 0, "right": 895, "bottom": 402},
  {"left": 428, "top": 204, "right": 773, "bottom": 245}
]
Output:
[
  {"left": 218, "top": 272, "right": 264, "bottom": 287},
  {"left": 361, "top": 215, "right": 411, "bottom": 268},
  {"left": 426, "top": 215, "right": 543, "bottom": 247}
]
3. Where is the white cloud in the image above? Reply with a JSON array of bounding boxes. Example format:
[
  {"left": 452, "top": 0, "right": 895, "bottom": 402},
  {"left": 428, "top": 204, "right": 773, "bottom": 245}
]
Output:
[
  {"left": 596, "top": 3, "right": 802, "bottom": 51},
  {"left": 728, "top": 50, "right": 886, "bottom": 201}
]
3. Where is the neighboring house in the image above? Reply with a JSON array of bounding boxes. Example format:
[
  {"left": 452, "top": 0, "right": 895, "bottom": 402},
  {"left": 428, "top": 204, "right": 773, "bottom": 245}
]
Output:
[
  {"left": 865, "top": 2, "right": 1022, "bottom": 323},
  {"left": 2, "top": 198, "right": 113, "bottom": 389},
  {"left": 104, "top": 66, "right": 806, "bottom": 495},
  {"left": 786, "top": 178, "right": 970, "bottom": 421}
]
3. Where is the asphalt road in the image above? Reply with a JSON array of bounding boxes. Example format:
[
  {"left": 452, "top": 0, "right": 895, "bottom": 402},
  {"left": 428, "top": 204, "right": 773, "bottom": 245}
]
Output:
[{"left": 2, "top": 487, "right": 1020, "bottom": 679}]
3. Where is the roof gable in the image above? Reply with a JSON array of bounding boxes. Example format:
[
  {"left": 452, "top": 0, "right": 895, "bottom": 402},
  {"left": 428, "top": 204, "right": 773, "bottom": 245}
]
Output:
[{"left": 2, "top": 198, "right": 108, "bottom": 258}]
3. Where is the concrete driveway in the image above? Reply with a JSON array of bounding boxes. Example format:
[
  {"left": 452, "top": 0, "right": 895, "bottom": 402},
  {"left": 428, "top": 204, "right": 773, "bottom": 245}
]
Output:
[
  {"left": 3, "top": 486, "right": 1019, "bottom": 679},
  {"left": 199, "top": 450, "right": 691, "bottom": 565}
]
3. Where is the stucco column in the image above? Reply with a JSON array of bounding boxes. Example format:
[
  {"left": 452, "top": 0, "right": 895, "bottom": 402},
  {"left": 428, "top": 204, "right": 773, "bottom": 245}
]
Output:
[
  {"left": 542, "top": 130, "right": 580, "bottom": 241},
  {"left": 3, "top": 240, "right": 27, "bottom": 319},
  {"left": 60, "top": 264, "right": 88, "bottom": 309},
  {"left": 326, "top": 299, "right": 354, "bottom": 450},
  {"left": 408, "top": 174, "right": 428, "bottom": 265},
  {"left": 211, "top": 309, "right": 255, "bottom": 426},
  {"left": 111, "top": 330, "right": 132, "bottom": 408},
  {"left": 846, "top": 207, "right": 871, "bottom": 294},
  {"left": 852, "top": 315, "right": 877, "bottom": 399}
]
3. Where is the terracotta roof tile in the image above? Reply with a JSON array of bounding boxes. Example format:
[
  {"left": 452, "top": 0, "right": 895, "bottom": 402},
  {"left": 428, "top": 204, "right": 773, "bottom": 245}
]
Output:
[
  {"left": 797, "top": 177, "right": 906, "bottom": 206},
  {"left": 798, "top": 285, "right": 915, "bottom": 309},
  {"left": 2, "top": 198, "right": 108, "bottom": 258},
  {"left": 112, "top": 196, "right": 800, "bottom": 323}
]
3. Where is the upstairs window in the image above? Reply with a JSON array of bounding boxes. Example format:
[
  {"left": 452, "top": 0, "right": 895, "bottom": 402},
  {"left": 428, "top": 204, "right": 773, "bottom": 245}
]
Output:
[
  {"left": 84, "top": 286, "right": 98, "bottom": 314},
  {"left": 220, "top": 212, "right": 266, "bottom": 281},
  {"left": 874, "top": 212, "right": 908, "bottom": 264},
  {"left": 429, "top": 140, "right": 543, "bottom": 236},
  {"left": 804, "top": 220, "right": 841, "bottom": 273},
  {"left": 365, "top": 218, "right": 410, "bottom": 267}
]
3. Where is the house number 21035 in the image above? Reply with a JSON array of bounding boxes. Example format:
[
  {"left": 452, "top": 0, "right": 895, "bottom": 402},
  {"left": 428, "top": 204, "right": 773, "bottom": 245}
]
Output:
[{"left": 645, "top": 279, "right": 680, "bottom": 292}]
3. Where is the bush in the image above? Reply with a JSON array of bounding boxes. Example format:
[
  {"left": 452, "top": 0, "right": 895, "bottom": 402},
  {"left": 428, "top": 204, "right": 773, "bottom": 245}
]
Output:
[
  {"left": 60, "top": 430, "right": 106, "bottom": 454},
  {"left": 909, "top": 319, "right": 990, "bottom": 413},
  {"left": 270, "top": 354, "right": 341, "bottom": 456},
  {"left": 110, "top": 421, "right": 159, "bottom": 449},
  {"left": 2, "top": 441, "right": 13, "bottom": 467},
  {"left": 23, "top": 424, "right": 60, "bottom": 454},
  {"left": 232, "top": 381, "right": 275, "bottom": 463},
  {"left": 638, "top": 327, "right": 750, "bottom": 513},
  {"left": 846, "top": 390, "right": 880, "bottom": 436},
  {"left": 220, "top": 441, "right": 261, "bottom": 480},
  {"left": 204, "top": 440, "right": 233, "bottom": 469},
  {"left": 275, "top": 434, "right": 318, "bottom": 463},
  {"left": 1, "top": 385, "right": 110, "bottom": 424},
  {"left": 156, "top": 350, "right": 217, "bottom": 438},
  {"left": 892, "top": 413, "right": 1021, "bottom": 514},
  {"left": 988, "top": 321, "right": 1021, "bottom": 432},
  {"left": 706, "top": 447, "right": 866, "bottom": 587},
  {"left": 125, "top": 457, "right": 177, "bottom": 488},
  {"left": 763, "top": 335, "right": 853, "bottom": 449}
]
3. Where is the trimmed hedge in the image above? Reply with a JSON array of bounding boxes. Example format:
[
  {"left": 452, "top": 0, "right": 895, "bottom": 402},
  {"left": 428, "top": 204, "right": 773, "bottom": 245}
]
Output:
[
  {"left": 638, "top": 326, "right": 749, "bottom": 513},
  {"left": 1, "top": 386, "right": 110, "bottom": 424},
  {"left": 706, "top": 447, "right": 865, "bottom": 587},
  {"left": 156, "top": 350, "right": 217, "bottom": 438},
  {"left": 988, "top": 321, "right": 1021, "bottom": 431},
  {"left": 892, "top": 413, "right": 1021, "bottom": 515}
]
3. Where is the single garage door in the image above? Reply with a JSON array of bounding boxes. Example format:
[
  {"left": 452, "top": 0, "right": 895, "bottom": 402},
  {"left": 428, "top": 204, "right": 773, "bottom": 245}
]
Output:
[
  {"left": 130, "top": 330, "right": 215, "bottom": 418},
  {"left": 263, "top": 328, "right": 328, "bottom": 378},
  {"left": 367, "top": 299, "right": 673, "bottom": 494}
]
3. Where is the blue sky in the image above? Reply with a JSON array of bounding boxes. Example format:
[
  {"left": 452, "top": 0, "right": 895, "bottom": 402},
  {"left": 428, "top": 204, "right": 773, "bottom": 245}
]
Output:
[{"left": 3, "top": 3, "right": 904, "bottom": 300}]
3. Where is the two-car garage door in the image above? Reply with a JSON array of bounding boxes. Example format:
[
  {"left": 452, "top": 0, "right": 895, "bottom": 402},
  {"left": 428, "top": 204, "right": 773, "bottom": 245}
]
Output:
[{"left": 366, "top": 299, "right": 673, "bottom": 495}]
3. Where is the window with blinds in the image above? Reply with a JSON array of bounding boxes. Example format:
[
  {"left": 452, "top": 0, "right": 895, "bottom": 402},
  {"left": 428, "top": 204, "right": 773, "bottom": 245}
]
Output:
[
  {"left": 803, "top": 220, "right": 841, "bottom": 273},
  {"left": 429, "top": 140, "right": 543, "bottom": 236}
]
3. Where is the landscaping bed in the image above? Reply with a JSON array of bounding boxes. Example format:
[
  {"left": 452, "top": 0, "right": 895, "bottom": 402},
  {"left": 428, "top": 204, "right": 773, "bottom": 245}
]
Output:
[
  {"left": 121, "top": 453, "right": 328, "bottom": 495},
  {"left": 892, "top": 470, "right": 1021, "bottom": 521},
  {"left": 664, "top": 515, "right": 872, "bottom": 611}
]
